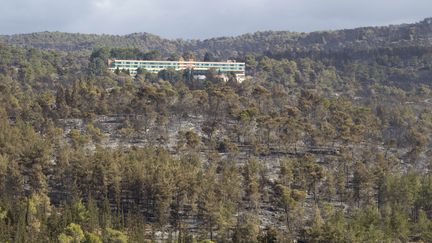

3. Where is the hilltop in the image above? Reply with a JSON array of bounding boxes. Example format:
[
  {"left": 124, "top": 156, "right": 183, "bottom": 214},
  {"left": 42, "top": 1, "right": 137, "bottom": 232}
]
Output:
[{"left": 1, "top": 17, "right": 432, "bottom": 59}]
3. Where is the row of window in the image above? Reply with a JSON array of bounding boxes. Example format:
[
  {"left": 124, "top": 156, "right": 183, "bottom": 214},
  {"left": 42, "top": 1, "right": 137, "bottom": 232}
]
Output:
[
  {"left": 111, "top": 68, "right": 244, "bottom": 73},
  {"left": 113, "top": 65, "right": 244, "bottom": 71},
  {"left": 114, "top": 62, "right": 245, "bottom": 67}
]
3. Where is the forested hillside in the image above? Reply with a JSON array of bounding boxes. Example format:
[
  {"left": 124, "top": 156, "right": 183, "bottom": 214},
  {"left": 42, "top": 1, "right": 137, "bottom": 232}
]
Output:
[
  {"left": 0, "top": 19, "right": 432, "bottom": 242},
  {"left": 1, "top": 18, "right": 432, "bottom": 59}
]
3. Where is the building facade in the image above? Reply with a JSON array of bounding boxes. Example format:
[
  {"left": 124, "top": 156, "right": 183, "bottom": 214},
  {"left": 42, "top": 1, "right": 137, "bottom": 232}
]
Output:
[{"left": 108, "top": 59, "right": 246, "bottom": 82}]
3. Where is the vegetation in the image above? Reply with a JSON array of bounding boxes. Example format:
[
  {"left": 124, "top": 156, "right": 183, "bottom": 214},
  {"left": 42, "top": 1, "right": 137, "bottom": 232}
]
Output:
[{"left": 0, "top": 18, "right": 431, "bottom": 242}]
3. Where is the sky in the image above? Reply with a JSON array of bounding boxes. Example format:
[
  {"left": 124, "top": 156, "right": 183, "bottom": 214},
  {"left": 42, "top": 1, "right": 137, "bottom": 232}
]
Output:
[{"left": 0, "top": 0, "right": 431, "bottom": 39}]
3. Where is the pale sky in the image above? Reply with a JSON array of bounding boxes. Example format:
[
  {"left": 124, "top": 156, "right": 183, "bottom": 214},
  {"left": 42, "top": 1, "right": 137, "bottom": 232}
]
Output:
[{"left": 0, "top": 0, "right": 431, "bottom": 39}]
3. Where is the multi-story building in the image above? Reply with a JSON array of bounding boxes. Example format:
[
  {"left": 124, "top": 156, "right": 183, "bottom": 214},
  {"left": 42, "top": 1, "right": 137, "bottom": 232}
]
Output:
[{"left": 108, "top": 58, "right": 246, "bottom": 82}]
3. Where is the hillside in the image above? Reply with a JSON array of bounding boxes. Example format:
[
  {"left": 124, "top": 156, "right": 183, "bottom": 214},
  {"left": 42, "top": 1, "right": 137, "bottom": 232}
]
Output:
[
  {"left": 1, "top": 18, "right": 432, "bottom": 58},
  {"left": 0, "top": 18, "right": 431, "bottom": 242}
]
